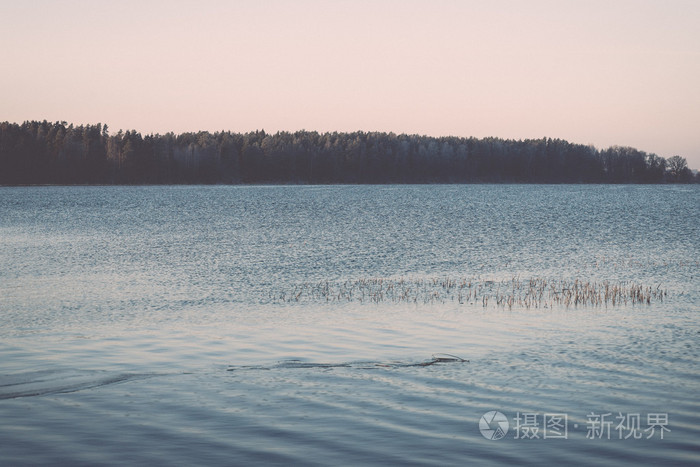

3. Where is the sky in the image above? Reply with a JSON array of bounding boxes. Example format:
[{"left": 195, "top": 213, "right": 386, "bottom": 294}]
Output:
[{"left": 2, "top": 0, "right": 699, "bottom": 168}]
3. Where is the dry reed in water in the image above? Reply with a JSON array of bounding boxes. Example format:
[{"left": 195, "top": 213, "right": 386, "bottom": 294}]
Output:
[{"left": 268, "top": 276, "right": 667, "bottom": 309}]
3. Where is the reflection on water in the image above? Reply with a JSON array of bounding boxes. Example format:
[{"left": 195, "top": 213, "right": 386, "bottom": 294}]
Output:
[{"left": 0, "top": 185, "right": 698, "bottom": 466}]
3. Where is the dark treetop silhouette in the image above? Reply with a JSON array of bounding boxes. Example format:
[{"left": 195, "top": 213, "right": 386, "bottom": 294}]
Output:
[{"left": 1, "top": 121, "right": 696, "bottom": 185}]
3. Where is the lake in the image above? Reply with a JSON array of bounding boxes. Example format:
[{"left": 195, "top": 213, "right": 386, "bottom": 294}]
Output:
[{"left": 1, "top": 185, "right": 698, "bottom": 466}]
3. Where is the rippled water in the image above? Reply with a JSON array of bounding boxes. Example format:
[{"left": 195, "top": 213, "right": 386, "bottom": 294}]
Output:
[{"left": 1, "top": 185, "right": 698, "bottom": 466}]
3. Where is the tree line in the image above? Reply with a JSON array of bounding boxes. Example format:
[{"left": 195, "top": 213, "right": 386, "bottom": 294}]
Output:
[{"left": 1, "top": 120, "right": 696, "bottom": 185}]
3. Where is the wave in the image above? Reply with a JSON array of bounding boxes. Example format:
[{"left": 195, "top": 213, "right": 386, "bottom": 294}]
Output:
[
  {"left": 0, "top": 369, "right": 159, "bottom": 400},
  {"left": 227, "top": 354, "right": 468, "bottom": 371}
]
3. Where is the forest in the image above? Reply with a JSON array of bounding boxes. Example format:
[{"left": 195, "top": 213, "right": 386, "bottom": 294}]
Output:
[{"left": 1, "top": 120, "right": 697, "bottom": 185}]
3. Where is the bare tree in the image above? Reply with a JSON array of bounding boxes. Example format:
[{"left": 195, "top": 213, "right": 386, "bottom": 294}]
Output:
[{"left": 666, "top": 155, "right": 691, "bottom": 182}]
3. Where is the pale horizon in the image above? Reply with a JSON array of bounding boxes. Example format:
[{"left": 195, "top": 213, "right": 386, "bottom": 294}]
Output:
[{"left": 2, "top": 0, "right": 699, "bottom": 168}]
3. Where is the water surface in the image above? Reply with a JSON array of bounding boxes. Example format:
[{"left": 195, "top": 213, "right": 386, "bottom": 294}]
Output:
[{"left": 1, "top": 185, "right": 698, "bottom": 466}]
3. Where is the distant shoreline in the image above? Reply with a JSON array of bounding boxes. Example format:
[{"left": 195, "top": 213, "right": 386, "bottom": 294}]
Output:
[
  {"left": 3, "top": 182, "right": 699, "bottom": 188},
  {"left": 2, "top": 121, "right": 698, "bottom": 185}
]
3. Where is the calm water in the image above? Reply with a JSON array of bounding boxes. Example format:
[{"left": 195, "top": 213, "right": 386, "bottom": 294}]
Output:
[{"left": 1, "top": 185, "right": 698, "bottom": 466}]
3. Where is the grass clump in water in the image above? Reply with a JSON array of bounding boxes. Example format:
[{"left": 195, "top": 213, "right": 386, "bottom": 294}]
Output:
[{"left": 268, "top": 276, "right": 667, "bottom": 309}]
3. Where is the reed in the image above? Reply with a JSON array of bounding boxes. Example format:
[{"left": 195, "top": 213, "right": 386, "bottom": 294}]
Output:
[{"left": 268, "top": 275, "right": 667, "bottom": 309}]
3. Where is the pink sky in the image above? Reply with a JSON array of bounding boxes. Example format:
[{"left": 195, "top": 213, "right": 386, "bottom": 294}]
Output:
[{"left": 2, "top": 0, "right": 699, "bottom": 168}]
